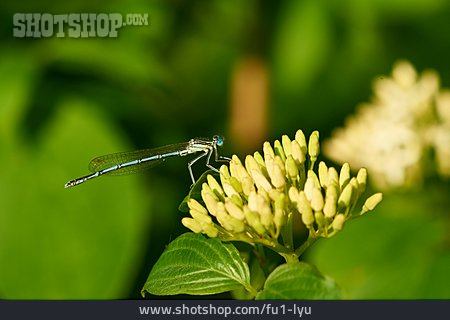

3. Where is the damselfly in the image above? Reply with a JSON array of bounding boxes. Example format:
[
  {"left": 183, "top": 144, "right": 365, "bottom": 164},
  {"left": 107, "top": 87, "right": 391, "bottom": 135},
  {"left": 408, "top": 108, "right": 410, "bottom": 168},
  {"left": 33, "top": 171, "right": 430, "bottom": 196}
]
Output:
[{"left": 64, "top": 135, "right": 229, "bottom": 188}]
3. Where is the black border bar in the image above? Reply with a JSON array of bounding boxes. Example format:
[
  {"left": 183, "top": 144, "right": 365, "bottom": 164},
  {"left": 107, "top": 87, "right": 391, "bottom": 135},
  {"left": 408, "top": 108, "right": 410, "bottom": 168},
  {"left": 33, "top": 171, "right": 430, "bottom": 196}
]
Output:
[{"left": 0, "top": 300, "right": 448, "bottom": 320}]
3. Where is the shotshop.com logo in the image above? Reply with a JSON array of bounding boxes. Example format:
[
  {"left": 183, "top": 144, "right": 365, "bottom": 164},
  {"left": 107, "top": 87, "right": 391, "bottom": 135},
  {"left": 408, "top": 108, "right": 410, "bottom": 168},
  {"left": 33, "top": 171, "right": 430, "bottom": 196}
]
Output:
[{"left": 13, "top": 13, "right": 149, "bottom": 38}]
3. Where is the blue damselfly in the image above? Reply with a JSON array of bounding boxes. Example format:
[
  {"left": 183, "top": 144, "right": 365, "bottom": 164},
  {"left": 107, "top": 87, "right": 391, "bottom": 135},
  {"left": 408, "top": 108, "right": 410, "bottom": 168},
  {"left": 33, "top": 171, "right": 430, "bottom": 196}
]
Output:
[{"left": 64, "top": 135, "right": 229, "bottom": 188}]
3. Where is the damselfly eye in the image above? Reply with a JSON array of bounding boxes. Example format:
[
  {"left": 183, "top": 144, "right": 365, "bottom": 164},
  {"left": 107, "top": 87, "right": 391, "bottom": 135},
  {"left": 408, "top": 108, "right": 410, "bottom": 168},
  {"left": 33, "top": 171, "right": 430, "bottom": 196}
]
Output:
[{"left": 214, "top": 135, "right": 224, "bottom": 147}]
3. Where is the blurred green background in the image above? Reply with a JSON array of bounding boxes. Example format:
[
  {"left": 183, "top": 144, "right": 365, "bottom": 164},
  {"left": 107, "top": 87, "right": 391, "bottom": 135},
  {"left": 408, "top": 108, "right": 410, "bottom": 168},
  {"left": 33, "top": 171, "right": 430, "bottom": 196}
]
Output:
[{"left": 0, "top": 0, "right": 449, "bottom": 299}]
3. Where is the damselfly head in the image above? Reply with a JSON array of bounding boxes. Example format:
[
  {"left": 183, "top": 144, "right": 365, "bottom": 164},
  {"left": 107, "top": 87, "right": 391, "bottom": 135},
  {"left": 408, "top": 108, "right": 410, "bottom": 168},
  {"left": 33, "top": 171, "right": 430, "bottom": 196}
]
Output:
[{"left": 213, "top": 135, "right": 224, "bottom": 147}]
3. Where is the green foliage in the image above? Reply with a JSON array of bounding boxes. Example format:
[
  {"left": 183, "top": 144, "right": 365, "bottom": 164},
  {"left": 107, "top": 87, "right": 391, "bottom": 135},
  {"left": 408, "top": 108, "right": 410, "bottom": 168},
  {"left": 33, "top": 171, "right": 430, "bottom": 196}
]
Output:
[
  {"left": 256, "top": 262, "right": 341, "bottom": 300},
  {"left": 142, "top": 233, "right": 341, "bottom": 299},
  {"left": 142, "top": 233, "right": 253, "bottom": 296}
]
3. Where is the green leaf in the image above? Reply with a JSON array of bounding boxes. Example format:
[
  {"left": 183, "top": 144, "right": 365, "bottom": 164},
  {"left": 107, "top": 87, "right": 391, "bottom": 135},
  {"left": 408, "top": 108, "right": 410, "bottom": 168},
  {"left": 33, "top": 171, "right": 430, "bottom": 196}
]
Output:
[
  {"left": 231, "top": 252, "right": 267, "bottom": 300},
  {"left": 142, "top": 233, "right": 253, "bottom": 296},
  {"left": 178, "top": 170, "right": 219, "bottom": 212},
  {"left": 256, "top": 262, "right": 341, "bottom": 299}
]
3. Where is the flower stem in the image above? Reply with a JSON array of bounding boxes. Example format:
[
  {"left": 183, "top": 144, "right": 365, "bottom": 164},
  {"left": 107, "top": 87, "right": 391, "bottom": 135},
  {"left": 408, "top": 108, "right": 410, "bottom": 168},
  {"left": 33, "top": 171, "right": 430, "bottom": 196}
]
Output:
[
  {"left": 243, "top": 283, "right": 258, "bottom": 298},
  {"left": 295, "top": 233, "right": 318, "bottom": 257},
  {"left": 279, "top": 252, "right": 299, "bottom": 264}
]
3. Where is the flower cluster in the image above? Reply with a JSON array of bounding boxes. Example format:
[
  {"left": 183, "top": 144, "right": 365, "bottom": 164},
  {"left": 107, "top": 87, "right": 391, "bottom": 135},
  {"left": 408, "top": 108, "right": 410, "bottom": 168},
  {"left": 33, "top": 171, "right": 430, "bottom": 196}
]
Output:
[
  {"left": 182, "top": 130, "right": 382, "bottom": 259},
  {"left": 324, "top": 60, "right": 450, "bottom": 189}
]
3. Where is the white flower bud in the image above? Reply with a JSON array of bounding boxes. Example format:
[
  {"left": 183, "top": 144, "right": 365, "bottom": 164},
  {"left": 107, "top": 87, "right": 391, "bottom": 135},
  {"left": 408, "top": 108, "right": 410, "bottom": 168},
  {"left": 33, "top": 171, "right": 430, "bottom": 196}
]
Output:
[
  {"left": 225, "top": 198, "right": 245, "bottom": 220},
  {"left": 203, "top": 224, "right": 219, "bottom": 238},
  {"left": 318, "top": 161, "right": 328, "bottom": 189},
  {"left": 291, "top": 140, "right": 306, "bottom": 165},
  {"left": 247, "top": 191, "right": 259, "bottom": 212},
  {"left": 216, "top": 202, "right": 245, "bottom": 233},
  {"left": 190, "top": 209, "right": 213, "bottom": 225},
  {"left": 328, "top": 167, "right": 339, "bottom": 186},
  {"left": 311, "top": 188, "right": 324, "bottom": 212},
  {"left": 282, "top": 135, "right": 292, "bottom": 157},
  {"left": 298, "top": 191, "right": 314, "bottom": 226},
  {"left": 339, "top": 163, "right": 351, "bottom": 189},
  {"left": 304, "top": 173, "right": 316, "bottom": 201},
  {"left": 253, "top": 151, "right": 266, "bottom": 169},
  {"left": 219, "top": 165, "right": 231, "bottom": 186},
  {"left": 243, "top": 206, "right": 266, "bottom": 236},
  {"left": 308, "top": 130, "right": 320, "bottom": 160},
  {"left": 285, "top": 155, "right": 299, "bottom": 180},
  {"left": 222, "top": 181, "right": 239, "bottom": 198},
  {"left": 251, "top": 169, "right": 273, "bottom": 193},
  {"left": 207, "top": 175, "right": 225, "bottom": 199},
  {"left": 356, "top": 168, "right": 367, "bottom": 194},
  {"left": 288, "top": 186, "right": 299, "bottom": 204},
  {"left": 263, "top": 141, "right": 275, "bottom": 159},
  {"left": 323, "top": 193, "right": 337, "bottom": 218},
  {"left": 332, "top": 214, "right": 345, "bottom": 231},
  {"left": 338, "top": 183, "right": 354, "bottom": 209},
  {"left": 269, "top": 156, "right": 286, "bottom": 189},
  {"left": 187, "top": 198, "right": 208, "bottom": 215},
  {"left": 245, "top": 155, "right": 262, "bottom": 175},
  {"left": 361, "top": 193, "right": 383, "bottom": 215},
  {"left": 274, "top": 140, "right": 286, "bottom": 162},
  {"left": 202, "top": 190, "right": 219, "bottom": 217},
  {"left": 295, "top": 129, "right": 307, "bottom": 154},
  {"left": 182, "top": 218, "right": 203, "bottom": 233}
]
